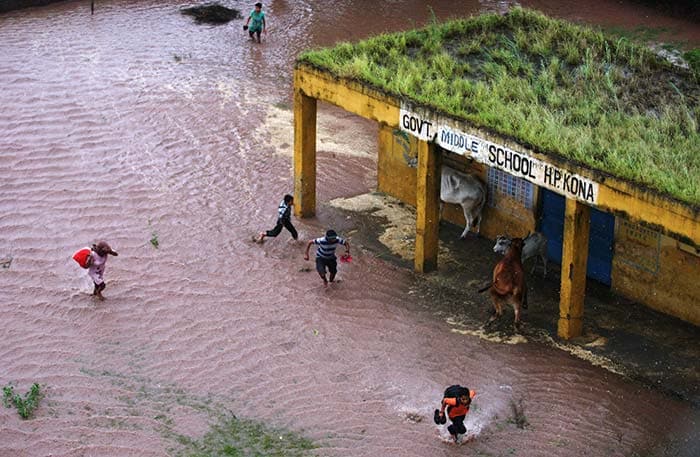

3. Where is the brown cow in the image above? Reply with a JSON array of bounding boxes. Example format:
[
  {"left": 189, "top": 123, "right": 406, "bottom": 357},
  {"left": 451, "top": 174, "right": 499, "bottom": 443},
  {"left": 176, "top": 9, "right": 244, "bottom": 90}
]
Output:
[{"left": 479, "top": 237, "right": 528, "bottom": 326}]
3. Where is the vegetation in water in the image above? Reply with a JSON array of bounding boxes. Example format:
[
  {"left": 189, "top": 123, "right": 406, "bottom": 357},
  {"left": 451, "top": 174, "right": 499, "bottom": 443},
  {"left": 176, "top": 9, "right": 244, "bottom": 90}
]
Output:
[
  {"left": 150, "top": 231, "right": 159, "bottom": 249},
  {"left": 3, "top": 383, "right": 42, "bottom": 419},
  {"left": 172, "top": 414, "right": 316, "bottom": 457},
  {"left": 76, "top": 367, "right": 317, "bottom": 456}
]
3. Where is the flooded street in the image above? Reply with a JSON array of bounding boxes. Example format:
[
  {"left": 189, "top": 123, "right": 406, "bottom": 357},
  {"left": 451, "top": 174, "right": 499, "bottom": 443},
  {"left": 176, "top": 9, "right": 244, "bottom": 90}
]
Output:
[{"left": 1, "top": 1, "right": 699, "bottom": 456}]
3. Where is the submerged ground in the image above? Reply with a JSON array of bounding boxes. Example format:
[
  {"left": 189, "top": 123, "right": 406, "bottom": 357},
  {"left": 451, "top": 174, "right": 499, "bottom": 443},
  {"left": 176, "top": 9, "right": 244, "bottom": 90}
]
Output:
[{"left": 1, "top": 1, "right": 699, "bottom": 456}]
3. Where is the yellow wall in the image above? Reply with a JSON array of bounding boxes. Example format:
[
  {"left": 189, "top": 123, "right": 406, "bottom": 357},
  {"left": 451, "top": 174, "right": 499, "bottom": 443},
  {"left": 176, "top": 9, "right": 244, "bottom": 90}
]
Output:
[
  {"left": 378, "top": 126, "right": 417, "bottom": 206},
  {"left": 612, "top": 219, "right": 700, "bottom": 326},
  {"left": 377, "top": 123, "right": 699, "bottom": 327},
  {"left": 377, "top": 125, "right": 537, "bottom": 240}
]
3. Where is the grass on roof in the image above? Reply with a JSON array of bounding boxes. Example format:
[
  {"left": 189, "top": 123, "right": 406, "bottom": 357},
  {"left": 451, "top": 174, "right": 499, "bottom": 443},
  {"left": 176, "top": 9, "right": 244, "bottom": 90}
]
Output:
[{"left": 297, "top": 8, "right": 700, "bottom": 207}]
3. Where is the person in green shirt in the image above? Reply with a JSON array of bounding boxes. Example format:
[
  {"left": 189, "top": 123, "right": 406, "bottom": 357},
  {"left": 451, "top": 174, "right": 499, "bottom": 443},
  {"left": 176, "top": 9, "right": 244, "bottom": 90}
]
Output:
[{"left": 243, "top": 2, "right": 266, "bottom": 43}]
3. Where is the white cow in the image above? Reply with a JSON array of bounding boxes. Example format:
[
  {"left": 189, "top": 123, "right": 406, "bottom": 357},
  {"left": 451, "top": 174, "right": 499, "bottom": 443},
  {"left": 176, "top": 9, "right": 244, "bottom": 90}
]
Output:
[
  {"left": 493, "top": 232, "right": 548, "bottom": 278},
  {"left": 440, "top": 166, "right": 487, "bottom": 239}
]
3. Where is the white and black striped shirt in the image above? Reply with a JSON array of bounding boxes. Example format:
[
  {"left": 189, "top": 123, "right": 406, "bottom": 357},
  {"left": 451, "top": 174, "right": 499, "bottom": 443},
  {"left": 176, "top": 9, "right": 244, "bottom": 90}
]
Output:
[
  {"left": 277, "top": 200, "right": 292, "bottom": 220},
  {"left": 313, "top": 236, "right": 346, "bottom": 259}
]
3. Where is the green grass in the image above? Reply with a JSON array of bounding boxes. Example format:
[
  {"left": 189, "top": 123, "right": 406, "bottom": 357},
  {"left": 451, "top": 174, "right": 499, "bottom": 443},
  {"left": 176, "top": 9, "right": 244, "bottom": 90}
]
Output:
[
  {"left": 77, "top": 366, "right": 318, "bottom": 456},
  {"left": 297, "top": 8, "right": 700, "bottom": 206},
  {"left": 174, "top": 414, "right": 315, "bottom": 457},
  {"left": 3, "top": 383, "right": 42, "bottom": 419},
  {"left": 150, "top": 231, "right": 159, "bottom": 249},
  {"left": 148, "top": 219, "right": 159, "bottom": 248},
  {"left": 685, "top": 49, "right": 700, "bottom": 76}
]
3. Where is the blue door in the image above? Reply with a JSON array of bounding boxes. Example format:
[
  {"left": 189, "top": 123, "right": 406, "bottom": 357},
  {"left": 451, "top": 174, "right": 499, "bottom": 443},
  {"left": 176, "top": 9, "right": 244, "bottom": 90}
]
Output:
[{"left": 539, "top": 189, "right": 615, "bottom": 285}]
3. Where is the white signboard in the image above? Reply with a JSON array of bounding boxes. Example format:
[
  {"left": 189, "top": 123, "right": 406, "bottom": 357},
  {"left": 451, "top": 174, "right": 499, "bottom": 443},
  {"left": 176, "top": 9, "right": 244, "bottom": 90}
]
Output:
[
  {"left": 399, "top": 107, "right": 436, "bottom": 142},
  {"left": 399, "top": 106, "right": 599, "bottom": 205}
]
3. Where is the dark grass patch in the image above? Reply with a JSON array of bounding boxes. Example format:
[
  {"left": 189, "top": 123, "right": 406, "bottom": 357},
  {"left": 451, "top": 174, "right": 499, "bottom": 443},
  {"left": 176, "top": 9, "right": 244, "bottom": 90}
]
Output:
[
  {"left": 604, "top": 25, "right": 672, "bottom": 45},
  {"left": 76, "top": 367, "right": 318, "bottom": 456},
  {"left": 685, "top": 49, "right": 700, "bottom": 76},
  {"left": 181, "top": 3, "right": 242, "bottom": 25},
  {"left": 507, "top": 397, "right": 529, "bottom": 429},
  {"left": 173, "top": 414, "right": 315, "bottom": 457}
]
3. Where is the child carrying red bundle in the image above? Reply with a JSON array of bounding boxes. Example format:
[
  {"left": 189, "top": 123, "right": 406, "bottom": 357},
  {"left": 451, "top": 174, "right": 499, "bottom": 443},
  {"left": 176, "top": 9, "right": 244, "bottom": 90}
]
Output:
[{"left": 73, "top": 241, "right": 118, "bottom": 300}]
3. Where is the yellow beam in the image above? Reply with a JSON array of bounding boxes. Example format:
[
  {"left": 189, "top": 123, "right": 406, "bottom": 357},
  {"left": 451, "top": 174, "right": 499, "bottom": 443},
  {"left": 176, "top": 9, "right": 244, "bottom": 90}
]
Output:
[
  {"left": 293, "top": 88, "right": 317, "bottom": 218},
  {"left": 558, "top": 198, "right": 591, "bottom": 339},
  {"left": 415, "top": 140, "right": 440, "bottom": 273},
  {"left": 294, "top": 65, "right": 399, "bottom": 127}
]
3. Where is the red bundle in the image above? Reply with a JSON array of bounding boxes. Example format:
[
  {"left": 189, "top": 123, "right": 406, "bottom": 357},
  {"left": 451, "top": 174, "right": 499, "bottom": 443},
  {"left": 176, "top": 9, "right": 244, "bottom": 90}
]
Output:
[{"left": 72, "top": 248, "right": 91, "bottom": 268}]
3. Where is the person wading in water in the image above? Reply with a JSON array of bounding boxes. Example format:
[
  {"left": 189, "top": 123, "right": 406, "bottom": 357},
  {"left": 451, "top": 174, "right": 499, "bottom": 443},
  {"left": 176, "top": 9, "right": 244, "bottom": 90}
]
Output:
[
  {"left": 304, "top": 230, "right": 350, "bottom": 287},
  {"left": 243, "top": 2, "right": 266, "bottom": 43}
]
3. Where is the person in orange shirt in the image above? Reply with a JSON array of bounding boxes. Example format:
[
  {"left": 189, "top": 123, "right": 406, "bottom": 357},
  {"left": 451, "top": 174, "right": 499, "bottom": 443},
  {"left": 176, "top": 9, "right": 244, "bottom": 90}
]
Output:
[{"left": 435, "top": 385, "right": 476, "bottom": 443}]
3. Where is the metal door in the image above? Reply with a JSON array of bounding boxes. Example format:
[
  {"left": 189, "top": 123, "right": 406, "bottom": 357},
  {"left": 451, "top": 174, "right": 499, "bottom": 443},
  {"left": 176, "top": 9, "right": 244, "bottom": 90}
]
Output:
[{"left": 539, "top": 189, "right": 614, "bottom": 285}]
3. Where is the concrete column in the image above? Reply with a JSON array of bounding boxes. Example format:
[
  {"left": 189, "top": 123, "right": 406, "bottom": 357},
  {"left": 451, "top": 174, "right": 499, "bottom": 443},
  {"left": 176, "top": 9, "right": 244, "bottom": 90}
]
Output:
[
  {"left": 293, "top": 88, "right": 317, "bottom": 218},
  {"left": 558, "top": 198, "right": 591, "bottom": 339},
  {"left": 415, "top": 140, "right": 440, "bottom": 273}
]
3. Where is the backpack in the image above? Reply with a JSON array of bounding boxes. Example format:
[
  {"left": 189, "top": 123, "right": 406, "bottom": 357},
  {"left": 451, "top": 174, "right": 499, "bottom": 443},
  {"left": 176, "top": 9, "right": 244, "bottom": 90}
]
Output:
[
  {"left": 443, "top": 385, "right": 470, "bottom": 399},
  {"left": 72, "top": 248, "right": 91, "bottom": 269}
]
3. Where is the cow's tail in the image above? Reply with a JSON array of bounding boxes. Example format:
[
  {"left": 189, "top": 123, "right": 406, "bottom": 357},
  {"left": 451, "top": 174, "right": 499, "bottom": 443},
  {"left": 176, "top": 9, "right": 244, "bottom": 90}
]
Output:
[{"left": 477, "top": 282, "right": 492, "bottom": 293}]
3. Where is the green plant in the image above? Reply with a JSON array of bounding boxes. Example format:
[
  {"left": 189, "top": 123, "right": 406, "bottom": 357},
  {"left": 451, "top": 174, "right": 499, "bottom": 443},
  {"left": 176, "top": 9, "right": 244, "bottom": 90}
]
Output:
[
  {"left": 150, "top": 232, "right": 159, "bottom": 249},
  {"left": 3, "top": 383, "right": 42, "bottom": 419}
]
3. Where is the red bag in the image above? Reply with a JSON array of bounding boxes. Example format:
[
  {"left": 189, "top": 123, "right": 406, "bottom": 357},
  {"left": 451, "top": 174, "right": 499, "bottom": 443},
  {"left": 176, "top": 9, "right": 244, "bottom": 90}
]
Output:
[{"left": 72, "top": 248, "right": 91, "bottom": 268}]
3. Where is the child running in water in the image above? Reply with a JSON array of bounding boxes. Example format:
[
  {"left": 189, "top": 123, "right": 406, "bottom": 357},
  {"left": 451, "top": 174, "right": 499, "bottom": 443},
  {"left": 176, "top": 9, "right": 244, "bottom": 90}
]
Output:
[
  {"left": 258, "top": 194, "right": 298, "bottom": 243},
  {"left": 304, "top": 229, "right": 350, "bottom": 286},
  {"left": 435, "top": 385, "right": 476, "bottom": 443}
]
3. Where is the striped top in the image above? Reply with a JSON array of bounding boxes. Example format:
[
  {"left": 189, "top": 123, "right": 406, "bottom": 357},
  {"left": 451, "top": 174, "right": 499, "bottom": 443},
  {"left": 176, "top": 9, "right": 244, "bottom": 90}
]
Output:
[
  {"left": 313, "top": 236, "right": 346, "bottom": 259},
  {"left": 278, "top": 200, "right": 292, "bottom": 220}
]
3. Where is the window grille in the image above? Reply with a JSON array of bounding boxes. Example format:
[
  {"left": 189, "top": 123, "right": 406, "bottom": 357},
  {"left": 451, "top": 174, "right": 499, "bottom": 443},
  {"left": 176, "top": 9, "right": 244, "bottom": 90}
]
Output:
[{"left": 487, "top": 168, "right": 534, "bottom": 209}]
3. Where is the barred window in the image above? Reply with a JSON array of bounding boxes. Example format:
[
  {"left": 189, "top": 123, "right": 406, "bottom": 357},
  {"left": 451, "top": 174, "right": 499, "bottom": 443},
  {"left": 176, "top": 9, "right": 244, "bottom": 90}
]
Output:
[{"left": 487, "top": 168, "right": 534, "bottom": 209}]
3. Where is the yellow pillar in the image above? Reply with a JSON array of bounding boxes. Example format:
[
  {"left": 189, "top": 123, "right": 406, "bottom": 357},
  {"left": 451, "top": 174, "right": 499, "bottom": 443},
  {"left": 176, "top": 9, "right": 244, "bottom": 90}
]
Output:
[
  {"left": 558, "top": 198, "right": 591, "bottom": 339},
  {"left": 415, "top": 140, "right": 440, "bottom": 273},
  {"left": 293, "top": 89, "right": 317, "bottom": 218}
]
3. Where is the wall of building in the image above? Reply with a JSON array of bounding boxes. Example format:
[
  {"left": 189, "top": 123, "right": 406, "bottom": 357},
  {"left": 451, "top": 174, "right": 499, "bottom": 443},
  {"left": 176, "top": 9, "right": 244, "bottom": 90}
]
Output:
[
  {"left": 377, "top": 125, "right": 699, "bottom": 326},
  {"left": 377, "top": 125, "right": 537, "bottom": 241},
  {"left": 377, "top": 127, "right": 417, "bottom": 206},
  {"left": 612, "top": 219, "right": 700, "bottom": 326}
]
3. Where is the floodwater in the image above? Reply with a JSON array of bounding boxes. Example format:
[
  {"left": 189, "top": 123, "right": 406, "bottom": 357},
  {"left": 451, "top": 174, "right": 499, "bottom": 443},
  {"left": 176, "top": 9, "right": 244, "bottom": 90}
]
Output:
[{"left": 1, "top": 1, "right": 698, "bottom": 456}]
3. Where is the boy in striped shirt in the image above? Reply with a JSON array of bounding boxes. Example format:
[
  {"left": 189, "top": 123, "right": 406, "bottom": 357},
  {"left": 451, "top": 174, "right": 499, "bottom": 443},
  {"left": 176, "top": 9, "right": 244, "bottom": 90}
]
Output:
[
  {"left": 304, "top": 229, "right": 350, "bottom": 286},
  {"left": 259, "top": 194, "right": 298, "bottom": 243}
]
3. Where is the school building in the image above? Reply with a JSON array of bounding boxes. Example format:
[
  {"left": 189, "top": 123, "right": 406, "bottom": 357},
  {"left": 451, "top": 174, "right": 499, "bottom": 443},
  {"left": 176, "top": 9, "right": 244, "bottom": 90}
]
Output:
[{"left": 291, "top": 9, "right": 700, "bottom": 339}]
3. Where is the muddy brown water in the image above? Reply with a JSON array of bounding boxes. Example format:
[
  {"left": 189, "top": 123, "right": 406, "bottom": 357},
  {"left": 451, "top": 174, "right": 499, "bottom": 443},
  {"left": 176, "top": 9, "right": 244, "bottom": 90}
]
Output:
[{"left": 1, "top": 1, "right": 699, "bottom": 456}]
